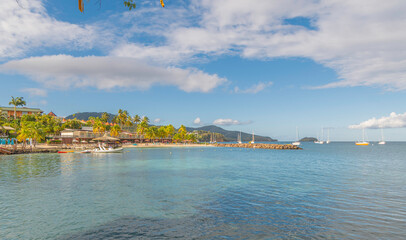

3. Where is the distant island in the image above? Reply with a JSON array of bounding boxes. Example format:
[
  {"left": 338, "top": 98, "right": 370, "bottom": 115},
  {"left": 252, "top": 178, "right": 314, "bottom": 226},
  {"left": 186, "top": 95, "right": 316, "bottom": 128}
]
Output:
[
  {"left": 300, "top": 137, "right": 317, "bottom": 142},
  {"left": 66, "top": 112, "right": 277, "bottom": 142}
]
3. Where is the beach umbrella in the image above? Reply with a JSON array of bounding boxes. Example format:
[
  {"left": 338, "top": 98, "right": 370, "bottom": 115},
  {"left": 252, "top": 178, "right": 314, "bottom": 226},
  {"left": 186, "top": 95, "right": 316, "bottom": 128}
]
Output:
[
  {"left": 81, "top": 140, "right": 87, "bottom": 143},
  {"left": 89, "top": 140, "right": 95, "bottom": 143},
  {"left": 73, "top": 139, "right": 79, "bottom": 143}
]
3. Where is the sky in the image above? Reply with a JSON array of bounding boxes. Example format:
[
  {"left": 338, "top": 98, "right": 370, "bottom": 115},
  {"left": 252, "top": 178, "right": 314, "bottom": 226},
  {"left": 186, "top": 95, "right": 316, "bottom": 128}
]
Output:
[{"left": 1, "top": 0, "right": 406, "bottom": 141}]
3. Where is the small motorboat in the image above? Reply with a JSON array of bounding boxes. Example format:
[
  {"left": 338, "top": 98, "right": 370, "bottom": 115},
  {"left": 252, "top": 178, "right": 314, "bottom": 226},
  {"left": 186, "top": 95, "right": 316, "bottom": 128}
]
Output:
[{"left": 92, "top": 146, "right": 123, "bottom": 153}]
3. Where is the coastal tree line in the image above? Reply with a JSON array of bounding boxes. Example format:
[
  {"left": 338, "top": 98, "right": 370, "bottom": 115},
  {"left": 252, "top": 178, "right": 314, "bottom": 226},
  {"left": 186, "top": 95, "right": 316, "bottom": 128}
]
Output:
[{"left": 1, "top": 97, "right": 199, "bottom": 146}]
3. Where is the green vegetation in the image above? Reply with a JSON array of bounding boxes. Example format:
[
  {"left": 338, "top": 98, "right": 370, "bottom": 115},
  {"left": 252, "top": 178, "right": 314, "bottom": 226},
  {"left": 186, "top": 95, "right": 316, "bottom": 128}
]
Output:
[
  {"left": 9, "top": 96, "right": 26, "bottom": 120},
  {"left": 299, "top": 137, "right": 318, "bottom": 142},
  {"left": 1, "top": 97, "right": 199, "bottom": 145}
]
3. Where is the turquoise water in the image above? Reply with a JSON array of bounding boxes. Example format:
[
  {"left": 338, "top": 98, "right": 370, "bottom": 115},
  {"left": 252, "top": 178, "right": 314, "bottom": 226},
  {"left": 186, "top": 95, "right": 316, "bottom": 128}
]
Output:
[{"left": 1, "top": 143, "right": 406, "bottom": 239}]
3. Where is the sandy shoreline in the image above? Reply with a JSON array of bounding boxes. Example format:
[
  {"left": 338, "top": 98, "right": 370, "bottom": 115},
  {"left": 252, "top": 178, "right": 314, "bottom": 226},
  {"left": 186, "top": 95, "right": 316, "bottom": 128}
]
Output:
[{"left": 123, "top": 143, "right": 215, "bottom": 148}]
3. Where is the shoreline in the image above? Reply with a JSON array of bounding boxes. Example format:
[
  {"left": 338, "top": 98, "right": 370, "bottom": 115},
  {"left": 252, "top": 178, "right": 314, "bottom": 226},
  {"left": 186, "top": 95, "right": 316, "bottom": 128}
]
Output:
[{"left": 123, "top": 143, "right": 214, "bottom": 148}]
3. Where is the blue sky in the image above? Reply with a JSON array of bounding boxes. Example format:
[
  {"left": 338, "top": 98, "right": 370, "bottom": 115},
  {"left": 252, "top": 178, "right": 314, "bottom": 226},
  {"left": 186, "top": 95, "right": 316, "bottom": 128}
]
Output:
[{"left": 1, "top": 0, "right": 406, "bottom": 141}]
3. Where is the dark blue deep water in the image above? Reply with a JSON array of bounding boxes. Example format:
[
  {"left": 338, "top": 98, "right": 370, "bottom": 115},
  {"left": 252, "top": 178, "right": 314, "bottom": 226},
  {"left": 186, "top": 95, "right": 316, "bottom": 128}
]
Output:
[{"left": 1, "top": 143, "right": 406, "bottom": 239}]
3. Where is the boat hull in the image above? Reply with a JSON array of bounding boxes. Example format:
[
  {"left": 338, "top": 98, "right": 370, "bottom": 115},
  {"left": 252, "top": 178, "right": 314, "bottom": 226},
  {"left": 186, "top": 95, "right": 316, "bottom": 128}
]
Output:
[
  {"left": 93, "top": 147, "right": 124, "bottom": 153},
  {"left": 355, "top": 142, "right": 369, "bottom": 146}
]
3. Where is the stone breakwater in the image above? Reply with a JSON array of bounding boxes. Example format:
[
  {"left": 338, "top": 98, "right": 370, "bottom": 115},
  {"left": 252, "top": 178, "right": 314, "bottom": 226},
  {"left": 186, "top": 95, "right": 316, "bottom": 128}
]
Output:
[{"left": 215, "top": 143, "right": 302, "bottom": 150}]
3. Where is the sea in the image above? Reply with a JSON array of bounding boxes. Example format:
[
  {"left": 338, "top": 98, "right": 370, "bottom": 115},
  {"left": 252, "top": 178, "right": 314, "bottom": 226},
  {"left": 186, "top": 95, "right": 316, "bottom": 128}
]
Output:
[{"left": 1, "top": 142, "right": 405, "bottom": 239}]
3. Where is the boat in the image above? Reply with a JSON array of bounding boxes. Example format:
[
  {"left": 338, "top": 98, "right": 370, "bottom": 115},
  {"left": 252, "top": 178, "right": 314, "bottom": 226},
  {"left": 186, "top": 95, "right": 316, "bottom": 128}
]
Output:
[
  {"left": 355, "top": 128, "right": 369, "bottom": 146},
  {"left": 314, "top": 127, "right": 324, "bottom": 144},
  {"left": 92, "top": 146, "right": 124, "bottom": 153},
  {"left": 237, "top": 131, "right": 242, "bottom": 144},
  {"left": 378, "top": 128, "right": 386, "bottom": 145},
  {"left": 292, "top": 127, "right": 301, "bottom": 146},
  {"left": 326, "top": 128, "right": 331, "bottom": 144},
  {"left": 250, "top": 131, "right": 255, "bottom": 144}
]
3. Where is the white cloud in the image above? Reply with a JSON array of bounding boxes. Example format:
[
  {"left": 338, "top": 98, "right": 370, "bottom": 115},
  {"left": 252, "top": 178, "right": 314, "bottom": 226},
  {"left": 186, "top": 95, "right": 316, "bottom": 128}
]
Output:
[
  {"left": 349, "top": 112, "right": 406, "bottom": 129},
  {"left": 21, "top": 88, "right": 47, "bottom": 97},
  {"left": 234, "top": 82, "right": 273, "bottom": 94},
  {"left": 213, "top": 118, "right": 252, "bottom": 126},
  {"left": 0, "top": 0, "right": 99, "bottom": 59},
  {"left": 113, "top": 0, "right": 406, "bottom": 91},
  {"left": 193, "top": 117, "right": 201, "bottom": 125},
  {"left": 3, "top": 0, "right": 406, "bottom": 92},
  {"left": 153, "top": 118, "right": 162, "bottom": 124},
  {"left": 0, "top": 55, "right": 227, "bottom": 93}
]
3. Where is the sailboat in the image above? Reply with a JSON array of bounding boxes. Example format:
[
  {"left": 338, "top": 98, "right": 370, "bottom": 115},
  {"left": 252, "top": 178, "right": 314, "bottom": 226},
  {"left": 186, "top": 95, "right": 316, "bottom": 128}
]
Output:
[
  {"left": 314, "top": 127, "right": 324, "bottom": 144},
  {"left": 250, "top": 131, "right": 255, "bottom": 144},
  {"left": 292, "top": 127, "right": 301, "bottom": 146},
  {"left": 378, "top": 128, "right": 386, "bottom": 145},
  {"left": 326, "top": 128, "right": 331, "bottom": 144},
  {"left": 355, "top": 128, "right": 369, "bottom": 146},
  {"left": 237, "top": 131, "right": 242, "bottom": 144}
]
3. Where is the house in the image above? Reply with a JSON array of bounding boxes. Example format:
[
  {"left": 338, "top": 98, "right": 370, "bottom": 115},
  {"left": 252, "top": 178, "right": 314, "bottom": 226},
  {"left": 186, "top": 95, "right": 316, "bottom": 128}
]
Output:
[{"left": 0, "top": 106, "right": 43, "bottom": 118}]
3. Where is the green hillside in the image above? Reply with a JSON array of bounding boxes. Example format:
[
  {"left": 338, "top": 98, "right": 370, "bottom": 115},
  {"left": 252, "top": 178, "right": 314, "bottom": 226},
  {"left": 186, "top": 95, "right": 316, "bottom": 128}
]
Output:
[{"left": 186, "top": 125, "right": 276, "bottom": 142}]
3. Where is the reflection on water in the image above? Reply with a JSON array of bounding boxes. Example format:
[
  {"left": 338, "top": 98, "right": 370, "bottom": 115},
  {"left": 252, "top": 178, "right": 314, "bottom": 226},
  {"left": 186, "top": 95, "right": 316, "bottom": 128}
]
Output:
[{"left": 1, "top": 144, "right": 406, "bottom": 239}]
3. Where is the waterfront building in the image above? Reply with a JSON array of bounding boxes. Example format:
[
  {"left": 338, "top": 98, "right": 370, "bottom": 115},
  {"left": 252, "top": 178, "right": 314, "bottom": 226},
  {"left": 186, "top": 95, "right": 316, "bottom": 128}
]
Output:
[{"left": 0, "top": 106, "right": 43, "bottom": 118}]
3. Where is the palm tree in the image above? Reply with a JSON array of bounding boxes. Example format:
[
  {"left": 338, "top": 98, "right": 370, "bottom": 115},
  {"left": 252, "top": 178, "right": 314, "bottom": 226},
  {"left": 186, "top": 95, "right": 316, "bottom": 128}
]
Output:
[
  {"left": 93, "top": 120, "right": 106, "bottom": 135},
  {"left": 133, "top": 115, "right": 141, "bottom": 126},
  {"left": 165, "top": 124, "right": 175, "bottom": 138},
  {"left": 110, "top": 125, "right": 121, "bottom": 137},
  {"left": 142, "top": 116, "right": 149, "bottom": 124},
  {"left": 101, "top": 112, "right": 109, "bottom": 123},
  {"left": 136, "top": 121, "right": 148, "bottom": 137},
  {"left": 9, "top": 96, "right": 26, "bottom": 120}
]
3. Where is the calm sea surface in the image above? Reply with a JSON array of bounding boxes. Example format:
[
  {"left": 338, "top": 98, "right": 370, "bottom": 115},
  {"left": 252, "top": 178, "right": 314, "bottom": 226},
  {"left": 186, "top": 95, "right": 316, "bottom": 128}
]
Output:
[{"left": 1, "top": 143, "right": 406, "bottom": 239}]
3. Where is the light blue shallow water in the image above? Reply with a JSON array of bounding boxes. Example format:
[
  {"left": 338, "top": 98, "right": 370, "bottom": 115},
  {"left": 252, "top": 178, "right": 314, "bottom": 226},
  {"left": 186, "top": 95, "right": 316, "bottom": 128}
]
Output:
[{"left": 1, "top": 143, "right": 406, "bottom": 239}]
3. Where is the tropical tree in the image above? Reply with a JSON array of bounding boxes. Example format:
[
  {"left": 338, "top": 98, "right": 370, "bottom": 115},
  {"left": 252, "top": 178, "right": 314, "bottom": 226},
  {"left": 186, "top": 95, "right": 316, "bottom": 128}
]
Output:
[
  {"left": 9, "top": 96, "right": 26, "bottom": 120},
  {"left": 136, "top": 120, "right": 149, "bottom": 137},
  {"left": 133, "top": 115, "right": 141, "bottom": 126},
  {"left": 101, "top": 112, "right": 109, "bottom": 123},
  {"left": 165, "top": 124, "right": 175, "bottom": 138},
  {"left": 142, "top": 116, "right": 149, "bottom": 124},
  {"left": 157, "top": 126, "right": 167, "bottom": 139},
  {"left": 186, "top": 133, "right": 197, "bottom": 143},
  {"left": 145, "top": 126, "right": 158, "bottom": 142},
  {"left": 62, "top": 119, "right": 82, "bottom": 129},
  {"left": 178, "top": 125, "right": 187, "bottom": 139},
  {"left": 110, "top": 124, "right": 121, "bottom": 137},
  {"left": 93, "top": 119, "right": 106, "bottom": 135}
]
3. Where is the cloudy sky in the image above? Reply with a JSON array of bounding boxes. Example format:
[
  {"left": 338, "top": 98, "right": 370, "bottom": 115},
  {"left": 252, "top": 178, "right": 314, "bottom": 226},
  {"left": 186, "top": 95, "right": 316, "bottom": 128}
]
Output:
[{"left": 1, "top": 0, "right": 406, "bottom": 141}]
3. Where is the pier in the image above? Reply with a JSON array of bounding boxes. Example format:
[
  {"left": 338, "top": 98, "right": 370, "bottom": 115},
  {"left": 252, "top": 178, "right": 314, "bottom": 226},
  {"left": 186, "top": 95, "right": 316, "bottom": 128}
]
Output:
[{"left": 215, "top": 143, "right": 302, "bottom": 150}]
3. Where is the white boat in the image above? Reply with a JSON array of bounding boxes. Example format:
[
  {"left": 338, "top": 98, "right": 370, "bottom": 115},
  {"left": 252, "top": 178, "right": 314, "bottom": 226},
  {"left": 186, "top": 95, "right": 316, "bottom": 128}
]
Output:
[
  {"left": 237, "top": 131, "right": 242, "bottom": 144},
  {"left": 326, "top": 128, "right": 331, "bottom": 144},
  {"left": 292, "top": 127, "right": 301, "bottom": 146},
  {"left": 355, "top": 128, "right": 369, "bottom": 146},
  {"left": 92, "top": 144, "right": 123, "bottom": 153},
  {"left": 314, "top": 127, "right": 324, "bottom": 144},
  {"left": 378, "top": 128, "right": 386, "bottom": 145}
]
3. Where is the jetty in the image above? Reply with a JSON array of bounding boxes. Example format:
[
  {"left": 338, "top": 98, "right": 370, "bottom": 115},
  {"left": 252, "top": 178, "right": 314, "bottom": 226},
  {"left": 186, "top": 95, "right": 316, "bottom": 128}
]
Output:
[
  {"left": 215, "top": 143, "right": 302, "bottom": 150},
  {"left": 0, "top": 147, "right": 59, "bottom": 155}
]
